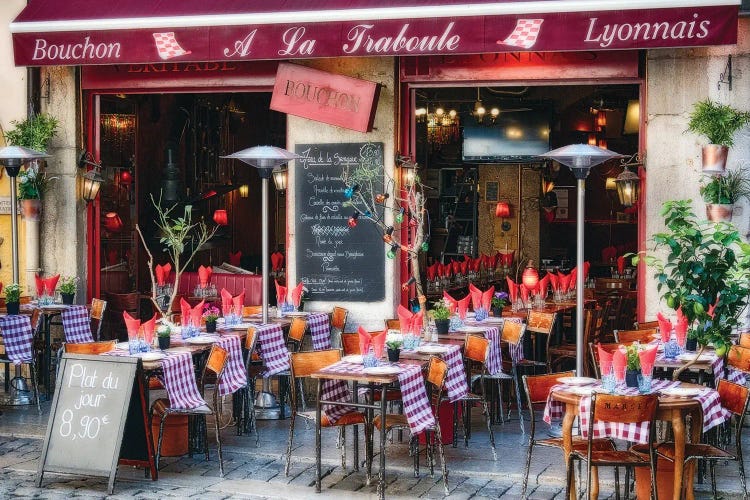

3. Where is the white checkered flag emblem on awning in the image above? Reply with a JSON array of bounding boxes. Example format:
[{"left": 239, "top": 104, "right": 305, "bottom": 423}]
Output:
[
  {"left": 497, "top": 19, "right": 544, "bottom": 49},
  {"left": 153, "top": 32, "right": 192, "bottom": 60}
]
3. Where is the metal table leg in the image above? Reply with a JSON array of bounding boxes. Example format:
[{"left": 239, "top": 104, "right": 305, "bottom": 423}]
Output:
[
  {"left": 315, "top": 378, "right": 322, "bottom": 493},
  {"left": 378, "top": 384, "right": 386, "bottom": 500}
]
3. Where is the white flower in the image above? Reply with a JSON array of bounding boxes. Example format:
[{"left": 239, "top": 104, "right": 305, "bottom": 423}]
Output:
[
  {"left": 386, "top": 332, "right": 403, "bottom": 343},
  {"left": 156, "top": 324, "right": 170, "bottom": 335}
]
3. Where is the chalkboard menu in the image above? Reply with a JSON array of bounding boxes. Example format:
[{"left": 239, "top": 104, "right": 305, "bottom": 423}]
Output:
[
  {"left": 295, "top": 142, "right": 385, "bottom": 302},
  {"left": 37, "top": 354, "right": 149, "bottom": 493}
]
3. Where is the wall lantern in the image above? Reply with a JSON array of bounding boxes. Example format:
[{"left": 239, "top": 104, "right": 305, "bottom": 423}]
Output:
[
  {"left": 605, "top": 177, "right": 617, "bottom": 191},
  {"left": 272, "top": 166, "right": 288, "bottom": 192},
  {"left": 615, "top": 166, "right": 640, "bottom": 207},
  {"left": 103, "top": 212, "right": 123, "bottom": 232},
  {"left": 213, "top": 209, "right": 228, "bottom": 226},
  {"left": 623, "top": 100, "right": 640, "bottom": 135},
  {"left": 238, "top": 184, "right": 249, "bottom": 198},
  {"left": 78, "top": 151, "right": 104, "bottom": 204},
  {"left": 495, "top": 201, "right": 512, "bottom": 231}
]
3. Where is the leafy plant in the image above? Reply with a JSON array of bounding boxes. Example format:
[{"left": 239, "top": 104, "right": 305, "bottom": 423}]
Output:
[
  {"left": 687, "top": 99, "right": 750, "bottom": 147},
  {"left": 491, "top": 291, "right": 509, "bottom": 309},
  {"left": 57, "top": 276, "right": 78, "bottom": 295},
  {"left": 17, "top": 163, "right": 56, "bottom": 200},
  {"left": 385, "top": 331, "right": 403, "bottom": 350},
  {"left": 4, "top": 113, "right": 59, "bottom": 152},
  {"left": 202, "top": 305, "right": 220, "bottom": 322},
  {"left": 625, "top": 343, "right": 641, "bottom": 371},
  {"left": 430, "top": 298, "right": 451, "bottom": 321},
  {"left": 156, "top": 324, "right": 171, "bottom": 337},
  {"left": 700, "top": 170, "right": 750, "bottom": 205},
  {"left": 4, "top": 283, "right": 20, "bottom": 303},
  {"left": 632, "top": 200, "right": 750, "bottom": 378}
]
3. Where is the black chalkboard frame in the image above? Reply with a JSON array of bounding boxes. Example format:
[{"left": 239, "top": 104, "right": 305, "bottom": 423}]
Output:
[{"left": 37, "top": 354, "right": 141, "bottom": 494}]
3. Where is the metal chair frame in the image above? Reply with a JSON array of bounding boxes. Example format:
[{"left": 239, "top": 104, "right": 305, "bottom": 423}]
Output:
[{"left": 0, "top": 314, "right": 42, "bottom": 415}]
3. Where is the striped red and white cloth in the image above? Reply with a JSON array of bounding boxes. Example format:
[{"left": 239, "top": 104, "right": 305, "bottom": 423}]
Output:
[
  {"left": 463, "top": 317, "right": 524, "bottom": 375},
  {"left": 320, "top": 378, "right": 355, "bottom": 424},
  {"left": 61, "top": 305, "right": 94, "bottom": 344},
  {"left": 543, "top": 379, "right": 731, "bottom": 443},
  {"left": 430, "top": 343, "right": 468, "bottom": 402},
  {"left": 711, "top": 355, "right": 747, "bottom": 385},
  {"left": 215, "top": 334, "right": 247, "bottom": 396},
  {"left": 254, "top": 323, "right": 291, "bottom": 377},
  {"left": 0, "top": 315, "right": 34, "bottom": 365},
  {"left": 160, "top": 352, "right": 207, "bottom": 409},
  {"left": 307, "top": 312, "right": 332, "bottom": 351},
  {"left": 320, "top": 360, "right": 435, "bottom": 434}
]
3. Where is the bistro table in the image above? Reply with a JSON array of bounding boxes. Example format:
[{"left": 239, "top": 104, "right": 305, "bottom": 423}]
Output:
[
  {"left": 546, "top": 380, "right": 730, "bottom": 500},
  {"left": 25, "top": 303, "right": 74, "bottom": 398}
]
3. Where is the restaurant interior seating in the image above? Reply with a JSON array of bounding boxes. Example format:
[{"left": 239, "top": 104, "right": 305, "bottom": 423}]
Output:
[
  {"left": 103, "top": 292, "right": 141, "bottom": 341},
  {"left": 89, "top": 298, "right": 107, "bottom": 340},
  {"left": 176, "top": 272, "right": 263, "bottom": 306}
]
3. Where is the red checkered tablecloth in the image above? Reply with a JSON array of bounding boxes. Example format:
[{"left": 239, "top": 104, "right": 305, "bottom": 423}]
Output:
[
  {"left": 160, "top": 352, "right": 207, "bottom": 409},
  {"left": 216, "top": 334, "right": 248, "bottom": 396},
  {"left": 543, "top": 379, "right": 731, "bottom": 444},
  {"left": 61, "top": 305, "right": 94, "bottom": 344},
  {"left": 307, "top": 312, "right": 332, "bottom": 351},
  {"left": 711, "top": 355, "right": 747, "bottom": 385},
  {"left": 414, "top": 343, "right": 468, "bottom": 402},
  {"left": 320, "top": 360, "right": 435, "bottom": 434},
  {"left": 254, "top": 323, "right": 290, "bottom": 377},
  {"left": 0, "top": 315, "right": 34, "bottom": 365},
  {"left": 463, "top": 318, "right": 524, "bottom": 375}
]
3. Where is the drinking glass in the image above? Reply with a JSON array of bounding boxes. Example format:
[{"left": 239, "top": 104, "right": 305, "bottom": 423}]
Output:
[
  {"left": 362, "top": 348, "right": 379, "bottom": 368},
  {"left": 601, "top": 366, "right": 617, "bottom": 394},
  {"left": 638, "top": 374, "right": 652, "bottom": 394}
]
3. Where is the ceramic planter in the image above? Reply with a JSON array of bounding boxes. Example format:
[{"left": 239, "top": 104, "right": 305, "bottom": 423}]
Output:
[
  {"left": 387, "top": 348, "right": 401, "bottom": 362},
  {"left": 60, "top": 292, "right": 75, "bottom": 305},
  {"left": 706, "top": 203, "right": 733, "bottom": 222},
  {"left": 205, "top": 320, "right": 217, "bottom": 333},
  {"left": 158, "top": 336, "right": 171, "bottom": 350},
  {"left": 701, "top": 144, "right": 728, "bottom": 174},
  {"left": 434, "top": 319, "right": 450, "bottom": 334},
  {"left": 625, "top": 369, "right": 640, "bottom": 388},
  {"left": 21, "top": 198, "right": 42, "bottom": 221},
  {"left": 5, "top": 301, "right": 20, "bottom": 315}
]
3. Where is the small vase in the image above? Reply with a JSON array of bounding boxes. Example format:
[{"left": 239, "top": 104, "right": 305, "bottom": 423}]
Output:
[
  {"left": 387, "top": 348, "right": 400, "bottom": 362},
  {"left": 625, "top": 369, "right": 640, "bottom": 388},
  {"left": 434, "top": 319, "right": 450, "bottom": 335},
  {"left": 61, "top": 292, "right": 75, "bottom": 305},
  {"left": 6, "top": 301, "right": 20, "bottom": 315},
  {"left": 702, "top": 144, "right": 728, "bottom": 174},
  {"left": 20, "top": 198, "right": 42, "bottom": 221},
  {"left": 491, "top": 306, "right": 503, "bottom": 317},
  {"left": 158, "top": 336, "right": 171, "bottom": 350},
  {"left": 706, "top": 203, "right": 733, "bottom": 222},
  {"left": 685, "top": 337, "right": 698, "bottom": 352},
  {"left": 205, "top": 320, "right": 217, "bottom": 333}
]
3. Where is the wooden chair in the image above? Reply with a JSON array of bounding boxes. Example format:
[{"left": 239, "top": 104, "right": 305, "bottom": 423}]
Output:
[
  {"left": 454, "top": 334, "right": 496, "bottom": 459},
  {"left": 89, "top": 298, "right": 107, "bottom": 341},
  {"left": 242, "top": 305, "right": 262, "bottom": 316},
  {"left": 384, "top": 318, "right": 400, "bottom": 330},
  {"left": 739, "top": 333, "right": 750, "bottom": 349},
  {"left": 567, "top": 393, "right": 659, "bottom": 500},
  {"left": 614, "top": 328, "right": 656, "bottom": 344},
  {"left": 492, "top": 319, "right": 527, "bottom": 428},
  {"left": 340, "top": 331, "right": 385, "bottom": 356},
  {"left": 151, "top": 344, "right": 229, "bottom": 476},
  {"left": 520, "top": 370, "right": 616, "bottom": 498},
  {"left": 63, "top": 340, "right": 117, "bottom": 355},
  {"left": 615, "top": 294, "right": 637, "bottom": 331},
  {"left": 548, "top": 307, "right": 600, "bottom": 375},
  {"left": 653, "top": 379, "right": 749, "bottom": 499},
  {"left": 285, "top": 349, "right": 366, "bottom": 476},
  {"left": 728, "top": 345, "right": 750, "bottom": 372},
  {"left": 634, "top": 320, "right": 659, "bottom": 331},
  {"left": 525, "top": 310, "right": 556, "bottom": 373},
  {"left": 373, "top": 356, "right": 450, "bottom": 494},
  {"left": 330, "top": 306, "right": 348, "bottom": 348},
  {"left": 287, "top": 317, "right": 308, "bottom": 353},
  {"left": 588, "top": 342, "right": 634, "bottom": 379}
]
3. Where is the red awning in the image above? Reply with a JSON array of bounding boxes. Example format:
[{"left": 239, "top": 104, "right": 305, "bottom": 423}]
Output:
[{"left": 11, "top": 0, "right": 740, "bottom": 66}]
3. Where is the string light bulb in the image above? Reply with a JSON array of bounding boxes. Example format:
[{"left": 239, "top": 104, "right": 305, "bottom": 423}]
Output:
[
  {"left": 387, "top": 243, "right": 399, "bottom": 259},
  {"left": 348, "top": 212, "right": 359, "bottom": 227}
]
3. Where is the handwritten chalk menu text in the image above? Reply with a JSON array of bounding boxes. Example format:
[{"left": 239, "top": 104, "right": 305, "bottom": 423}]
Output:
[
  {"left": 38, "top": 354, "right": 140, "bottom": 493},
  {"left": 295, "top": 143, "right": 385, "bottom": 301}
]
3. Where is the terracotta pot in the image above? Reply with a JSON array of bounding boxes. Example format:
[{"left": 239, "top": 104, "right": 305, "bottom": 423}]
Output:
[
  {"left": 20, "top": 198, "right": 42, "bottom": 221},
  {"left": 150, "top": 414, "right": 189, "bottom": 457},
  {"left": 706, "top": 203, "right": 733, "bottom": 222},
  {"left": 634, "top": 452, "right": 676, "bottom": 499},
  {"left": 702, "top": 144, "right": 729, "bottom": 174}
]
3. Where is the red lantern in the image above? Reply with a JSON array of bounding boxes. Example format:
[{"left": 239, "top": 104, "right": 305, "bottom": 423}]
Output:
[
  {"left": 542, "top": 207, "right": 556, "bottom": 224},
  {"left": 522, "top": 260, "right": 539, "bottom": 290},
  {"left": 213, "top": 209, "right": 228, "bottom": 226},
  {"left": 103, "top": 212, "right": 123, "bottom": 233},
  {"left": 495, "top": 202, "right": 511, "bottom": 218},
  {"left": 120, "top": 170, "right": 133, "bottom": 185}
]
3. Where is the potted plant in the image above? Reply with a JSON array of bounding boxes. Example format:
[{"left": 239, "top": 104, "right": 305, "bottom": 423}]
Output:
[
  {"left": 385, "top": 331, "right": 403, "bottom": 362},
  {"left": 687, "top": 99, "right": 750, "bottom": 173},
  {"left": 57, "top": 275, "right": 78, "bottom": 304},
  {"left": 491, "top": 291, "right": 509, "bottom": 317},
  {"left": 625, "top": 343, "right": 641, "bottom": 388},
  {"left": 4, "top": 283, "right": 21, "bottom": 315},
  {"left": 202, "top": 305, "right": 220, "bottom": 333},
  {"left": 699, "top": 169, "right": 750, "bottom": 222},
  {"left": 157, "top": 324, "right": 171, "bottom": 350},
  {"left": 430, "top": 298, "right": 451, "bottom": 335},
  {"left": 633, "top": 200, "right": 750, "bottom": 379}
]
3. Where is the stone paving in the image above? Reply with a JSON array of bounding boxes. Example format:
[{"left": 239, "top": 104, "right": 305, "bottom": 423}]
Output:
[{"left": 0, "top": 397, "right": 746, "bottom": 498}]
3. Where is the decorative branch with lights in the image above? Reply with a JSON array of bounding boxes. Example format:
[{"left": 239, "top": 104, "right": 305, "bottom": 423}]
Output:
[{"left": 342, "top": 152, "right": 431, "bottom": 313}]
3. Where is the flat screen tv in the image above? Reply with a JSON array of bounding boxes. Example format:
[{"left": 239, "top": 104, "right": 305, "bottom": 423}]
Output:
[{"left": 462, "top": 111, "right": 550, "bottom": 163}]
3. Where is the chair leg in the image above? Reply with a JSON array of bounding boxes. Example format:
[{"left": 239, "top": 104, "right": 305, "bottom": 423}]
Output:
[
  {"left": 340, "top": 427, "right": 346, "bottom": 468},
  {"left": 452, "top": 402, "right": 459, "bottom": 449},
  {"left": 298, "top": 379, "right": 307, "bottom": 412},
  {"left": 353, "top": 424, "right": 359, "bottom": 472},
  {"left": 30, "top": 363, "right": 41, "bottom": 415},
  {"left": 434, "top": 425, "right": 449, "bottom": 495},
  {"left": 521, "top": 441, "right": 534, "bottom": 498},
  {"left": 213, "top": 411, "right": 224, "bottom": 477},
  {"left": 482, "top": 399, "right": 497, "bottom": 461},
  {"left": 427, "top": 430, "right": 435, "bottom": 477},
  {"left": 203, "top": 416, "right": 210, "bottom": 462},
  {"left": 156, "top": 414, "right": 166, "bottom": 471},
  {"left": 512, "top": 374, "right": 525, "bottom": 434},
  {"left": 497, "top": 382, "right": 506, "bottom": 424},
  {"left": 565, "top": 453, "right": 576, "bottom": 500},
  {"left": 614, "top": 466, "right": 620, "bottom": 500},
  {"left": 738, "top": 445, "right": 748, "bottom": 500},
  {"left": 285, "top": 415, "right": 296, "bottom": 476},
  {"left": 710, "top": 461, "right": 717, "bottom": 500}
]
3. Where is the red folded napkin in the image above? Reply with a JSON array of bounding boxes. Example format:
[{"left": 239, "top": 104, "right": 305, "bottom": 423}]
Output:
[
  {"left": 271, "top": 251, "right": 285, "bottom": 271},
  {"left": 427, "top": 263, "right": 437, "bottom": 281},
  {"left": 612, "top": 348, "right": 627, "bottom": 381},
  {"left": 123, "top": 311, "right": 140, "bottom": 339},
  {"left": 397, "top": 305, "right": 423, "bottom": 335},
  {"left": 444, "top": 262, "right": 453, "bottom": 277},
  {"left": 142, "top": 314, "right": 157, "bottom": 345},
  {"left": 584, "top": 261, "right": 590, "bottom": 282},
  {"left": 675, "top": 306, "right": 689, "bottom": 346},
  {"left": 537, "top": 275, "right": 549, "bottom": 297},
  {"left": 460, "top": 260, "right": 469, "bottom": 275},
  {"left": 570, "top": 267, "right": 578, "bottom": 290},
  {"left": 499, "top": 250, "right": 515, "bottom": 268},
  {"left": 275, "top": 280, "right": 287, "bottom": 305},
  {"left": 358, "top": 326, "right": 386, "bottom": 358},
  {"left": 229, "top": 251, "right": 242, "bottom": 267},
  {"left": 548, "top": 273, "right": 559, "bottom": 292},
  {"left": 520, "top": 284, "right": 529, "bottom": 305},
  {"left": 597, "top": 344, "right": 613, "bottom": 376},
  {"left": 35, "top": 274, "right": 44, "bottom": 296},
  {"left": 617, "top": 255, "right": 625, "bottom": 276},
  {"left": 639, "top": 346, "right": 658, "bottom": 376},
  {"left": 180, "top": 297, "right": 204, "bottom": 327},
  {"left": 290, "top": 282, "right": 305, "bottom": 308},
  {"left": 506, "top": 276, "right": 518, "bottom": 304},
  {"left": 220, "top": 288, "right": 233, "bottom": 315},
  {"left": 469, "top": 283, "right": 482, "bottom": 310},
  {"left": 471, "top": 258, "right": 481, "bottom": 272},
  {"left": 198, "top": 265, "right": 212, "bottom": 288},
  {"left": 155, "top": 266, "right": 165, "bottom": 287},
  {"left": 656, "top": 312, "right": 673, "bottom": 343},
  {"left": 482, "top": 286, "right": 494, "bottom": 310},
  {"left": 558, "top": 272, "right": 571, "bottom": 292},
  {"left": 452, "top": 260, "right": 461, "bottom": 274},
  {"left": 36, "top": 273, "right": 60, "bottom": 296},
  {"left": 457, "top": 295, "right": 471, "bottom": 319}
]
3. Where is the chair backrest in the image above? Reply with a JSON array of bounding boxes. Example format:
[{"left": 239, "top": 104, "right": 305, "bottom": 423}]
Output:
[
  {"left": 425, "top": 356, "right": 448, "bottom": 417},
  {"left": 739, "top": 333, "right": 750, "bottom": 349},
  {"left": 331, "top": 306, "right": 348, "bottom": 331},
  {"left": 243, "top": 305, "right": 262, "bottom": 316},
  {"left": 501, "top": 319, "right": 525, "bottom": 346},
  {"left": 588, "top": 342, "right": 634, "bottom": 378},
  {"left": 289, "top": 349, "right": 342, "bottom": 413},
  {"left": 384, "top": 318, "right": 400, "bottom": 330},
  {"left": 728, "top": 345, "right": 750, "bottom": 372},
  {"left": 717, "top": 379, "right": 750, "bottom": 417},
  {"left": 590, "top": 393, "right": 658, "bottom": 426},
  {"left": 202, "top": 344, "right": 229, "bottom": 397},
  {"left": 90, "top": 298, "right": 107, "bottom": 340},
  {"left": 464, "top": 334, "right": 489, "bottom": 364},
  {"left": 64, "top": 340, "right": 117, "bottom": 355},
  {"left": 526, "top": 311, "right": 556, "bottom": 334},
  {"left": 614, "top": 328, "right": 656, "bottom": 344},
  {"left": 635, "top": 320, "right": 659, "bottom": 330},
  {"left": 521, "top": 370, "right": 575, "bottom": 441},
  {"left": 288, "top": 317, "right": 308, "bottom": 344},
  {"left": 245, "top": 327, "right": 258, "bottom": 352},
  {"left": 341, "top": 332, "right": 360, "bottom": 355}
]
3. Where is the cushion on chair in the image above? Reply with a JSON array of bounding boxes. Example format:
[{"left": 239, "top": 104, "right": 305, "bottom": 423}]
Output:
[
  {"left": 537, "top": 436, "right": 615, "bottom": 452},
  {"left": 653, "top": 442, "right": 735, "bottom": 461},
  {"left": 299, "top": 410, "right": 366, "bottom": 427},
  {"left": 373, "top": 413, "right": 410, "bottom": 431}
]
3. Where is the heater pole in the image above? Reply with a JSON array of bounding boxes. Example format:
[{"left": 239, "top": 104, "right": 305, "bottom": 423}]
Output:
[{"left": 576, "top": 178, "right": 585, "bottom": 376}]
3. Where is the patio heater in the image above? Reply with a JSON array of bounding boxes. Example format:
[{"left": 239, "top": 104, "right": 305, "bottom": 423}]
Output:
[
  {"left": 0, "top": 146, "right": 50, "bottom": 406},
  {"left": 222, "top": 145, "right": 299, "bottom": 420},
  {"left": 541, "top": 144, "right": 622, "bottom": 376}
]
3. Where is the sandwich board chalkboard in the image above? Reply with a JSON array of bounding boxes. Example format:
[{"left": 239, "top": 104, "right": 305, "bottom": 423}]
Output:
[{"left": 37, "top": 353, "right": 156, "bottom": 493}]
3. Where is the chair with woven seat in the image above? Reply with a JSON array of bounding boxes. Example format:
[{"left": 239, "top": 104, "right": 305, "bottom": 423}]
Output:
[
  {"left": 151, "top": 344, "right": 229, "bottom": 476},
  {"left": 330, "top": 306, "right": 348, "bottom": 348},
  {"left": 614, "top": 328, "right": 657, "bottom": 344},
  {"left": 652, "top": 379, "right": 749, "bottom": 499},
  {"left": 520, "top": 370, "right": 616, "bottom": 498},
  {"left": 567, "top": 393, "right": 659, "bottom": 500},
  {"left": 285, "top": 349, "right": 366, "bottom": 476},
  {"left": 373, "top": 356, "right": 450, "bottom": 494},
  {"left": 525, "top": 310, "right": 557, "bottom": 374},
  {"left": 454, "top": 334, "right": 496, "bottom": 459},
  {"left": 89, "top": 298, "right": 107, "bottom": 340}
]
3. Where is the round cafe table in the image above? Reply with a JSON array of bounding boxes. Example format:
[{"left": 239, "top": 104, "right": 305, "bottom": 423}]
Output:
[{"left": 552, "top": 383, "right": 705, "bottom": 500}]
